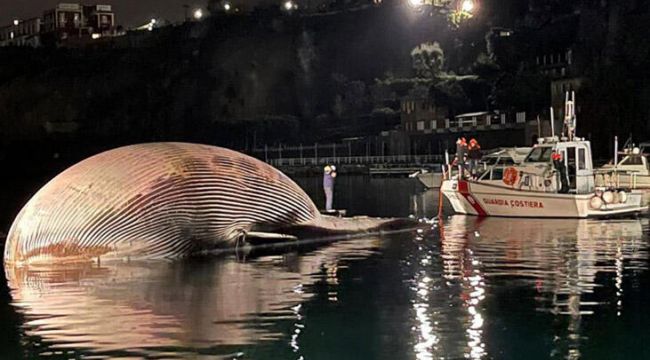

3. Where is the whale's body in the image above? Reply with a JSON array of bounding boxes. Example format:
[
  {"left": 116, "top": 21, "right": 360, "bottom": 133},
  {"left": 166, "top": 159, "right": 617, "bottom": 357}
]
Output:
[{"left": 4, "top": 143, "right": 336, "bottom": 265}]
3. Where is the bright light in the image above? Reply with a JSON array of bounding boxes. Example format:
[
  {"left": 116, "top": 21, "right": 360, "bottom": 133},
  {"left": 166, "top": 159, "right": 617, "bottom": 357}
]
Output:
[
  {"left": 408, "top": 0, "right": 424, "bottom": 8},
  {"left": 91, "top": 33, "right": 101, "bottom": 39},
  {"left": 223, "top": 2, "right": 231, "bottom": 11},
  {"left": 13, "top": 19, "right": 19, "bottom": 26},
  {"left": 283, "top": 0, "right": 295, "bottom": 11},
  {"left": 461, "top": 0, "right": 474, "bottom": 12},
  {"left": 151, "top": 18, "right": 157, "bottom": 24},
  {"left": 193, "top": 8, "right": 203, "bottom": 19}
]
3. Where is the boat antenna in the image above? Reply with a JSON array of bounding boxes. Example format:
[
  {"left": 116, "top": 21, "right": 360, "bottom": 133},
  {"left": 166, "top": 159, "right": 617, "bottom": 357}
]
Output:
[
  {"left": 614, "top": 135, "right": 618, "bottom": 170},
  {"left": 550, "top": 107, "right": 555, "bottom": 138}
]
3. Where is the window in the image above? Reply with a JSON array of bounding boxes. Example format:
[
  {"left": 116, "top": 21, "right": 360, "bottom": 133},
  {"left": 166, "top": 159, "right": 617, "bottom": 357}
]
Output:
[
  {"left": 417, "top": 121, "right": 424, "bottom": 131},
  {"left": 524, "top": 147, "right": 554, "bottom": 163},
  {"left": 578, "top": 148, "right": 586, "bottom": 169},
  {"left": 491, "top": 168, "right": 504, "bottom": 180},
  {"left": 430, "top": 120, "right": 436, "bottom": 129},
  {"left": 621, "top": 156, "right": 643, "bottom": 165}
]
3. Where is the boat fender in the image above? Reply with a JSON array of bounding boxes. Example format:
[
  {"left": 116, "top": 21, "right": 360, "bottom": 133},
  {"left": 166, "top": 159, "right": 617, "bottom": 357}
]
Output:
[
  {"left": 503, "top": 167, "right": 519, "bottom": 186},
  {"left": 618, "top": 190, "right": 628, "bottom": 203},
  {"left": 602, "top": 191, "right": 615, "bottom": 204},
  {"left": 589, "top": 195, "right": 604, "bottom": 210}
]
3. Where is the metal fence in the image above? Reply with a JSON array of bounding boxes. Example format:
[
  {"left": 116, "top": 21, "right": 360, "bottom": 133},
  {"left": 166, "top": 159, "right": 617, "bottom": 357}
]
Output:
[{"left": 267, "top": 154, "right": 443, "bottom": 167}]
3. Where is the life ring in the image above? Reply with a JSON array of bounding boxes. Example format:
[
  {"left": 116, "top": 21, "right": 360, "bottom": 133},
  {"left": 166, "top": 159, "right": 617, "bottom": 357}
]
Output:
[{"left": 503, "top": 167, "right": 519, "bottom": 186}]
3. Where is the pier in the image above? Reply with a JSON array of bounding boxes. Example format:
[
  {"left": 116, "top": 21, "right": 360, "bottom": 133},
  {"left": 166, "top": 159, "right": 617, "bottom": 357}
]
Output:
[{"left": 251, "top": 143, "right": 443, "bottom": 176}]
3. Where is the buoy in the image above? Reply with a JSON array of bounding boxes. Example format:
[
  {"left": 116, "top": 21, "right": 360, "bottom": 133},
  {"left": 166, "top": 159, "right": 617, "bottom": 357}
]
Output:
[
  {"left": 602, "top": 191, "right": 614, "bottom": 204},
  {"left": 618, "top": 190, "right": 628, "bottom": 203},
  {"left": 589, "top": 195, "right": 604, "bottom": 209}
]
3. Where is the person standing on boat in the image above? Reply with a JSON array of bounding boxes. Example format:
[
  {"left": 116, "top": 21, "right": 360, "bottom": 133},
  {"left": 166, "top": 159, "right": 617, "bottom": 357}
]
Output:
[
  {"left": 455, "top": 137, "right": 468, "bottom": 179},
  {"left": 552, "top": 150, "right": 569, "bottom": 193},
  {"left": 323, "top": 165, "right": 337, "bottom": 211},
  {"left": 468, "top": 138, "right": 482, "bottom": 179}
]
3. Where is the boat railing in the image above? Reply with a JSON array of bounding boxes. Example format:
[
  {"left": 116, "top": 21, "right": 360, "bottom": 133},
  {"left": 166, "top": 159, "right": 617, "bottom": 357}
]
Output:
[{"left": 593, "top": 168, "right": 641, "bottom": 189}]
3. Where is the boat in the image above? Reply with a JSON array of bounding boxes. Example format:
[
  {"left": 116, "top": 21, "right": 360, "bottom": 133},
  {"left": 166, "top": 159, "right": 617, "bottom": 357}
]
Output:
[
  {"left": 440, "top": 92, "right": 647, "bottom": 218},
  {"left": 595, "top": 141, "right": 650, "bottom": 189},
  {"left": 413, "top": 147, "right": 531, "bottom": 188},
  {"left": 411, "top": 164, "right": 443, "bottom": 188}
]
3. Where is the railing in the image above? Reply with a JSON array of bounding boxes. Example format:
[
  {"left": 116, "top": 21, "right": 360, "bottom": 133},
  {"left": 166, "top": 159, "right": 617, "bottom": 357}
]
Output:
[{"left": 267, "top": 154, "right": 443, "bottom": 167}]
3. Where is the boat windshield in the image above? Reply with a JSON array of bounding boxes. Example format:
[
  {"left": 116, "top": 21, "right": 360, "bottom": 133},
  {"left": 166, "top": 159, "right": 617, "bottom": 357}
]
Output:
[{"left": 525, "top": 146, "right": 554, "bottom": 163}]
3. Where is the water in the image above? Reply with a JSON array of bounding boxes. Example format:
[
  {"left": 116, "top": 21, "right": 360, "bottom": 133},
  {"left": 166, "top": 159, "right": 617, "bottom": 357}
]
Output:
[{"left": 2, "top": 175, "right": 650, "bottom": 359}]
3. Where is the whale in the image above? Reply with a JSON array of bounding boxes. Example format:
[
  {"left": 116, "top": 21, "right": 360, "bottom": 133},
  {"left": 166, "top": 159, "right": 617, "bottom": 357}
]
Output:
[{"left": 3, "top": 143, "right": 410, "bottom": 266}]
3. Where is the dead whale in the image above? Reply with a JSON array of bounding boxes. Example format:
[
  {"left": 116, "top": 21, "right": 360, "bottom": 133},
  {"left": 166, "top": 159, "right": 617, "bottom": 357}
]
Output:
[{"left": 4, "top": 143, "right": 411, "bottom": 266}]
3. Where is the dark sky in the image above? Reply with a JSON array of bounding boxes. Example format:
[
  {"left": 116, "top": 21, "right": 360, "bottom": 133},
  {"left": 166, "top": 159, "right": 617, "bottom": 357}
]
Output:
[{"left": 0, "top": 0, "right": 209, "bottom": 27}]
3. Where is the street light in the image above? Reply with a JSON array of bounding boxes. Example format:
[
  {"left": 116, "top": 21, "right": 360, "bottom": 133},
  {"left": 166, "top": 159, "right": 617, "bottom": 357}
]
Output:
[
  {"left": 13, "top": 19, "right": 19, "bottom": 26},
  {"left": 283, "top": 0, "right": 297, "bottom": 11},
  {"left": 407, "top": 0, "right": 424, "bottom": 8},
  {"left": 223, "top": 2, "right": 232, "bottom": 11},
  {"left": 461, "top": 0, "right": 474, "bottom": 12},
  {"left": 193, "top": 8, "right": 204, "bottom": 20}
]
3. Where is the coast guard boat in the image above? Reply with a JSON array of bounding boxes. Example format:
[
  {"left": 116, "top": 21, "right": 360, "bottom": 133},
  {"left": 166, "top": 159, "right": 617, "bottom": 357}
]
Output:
[{"left": 441, "top": 93, "right": 647, "bottom": 218}]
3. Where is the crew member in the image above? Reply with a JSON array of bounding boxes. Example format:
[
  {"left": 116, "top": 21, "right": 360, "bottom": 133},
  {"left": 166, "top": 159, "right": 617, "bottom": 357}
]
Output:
[
  {"left": 323, "top": 165, "right": 337, "bottom": 211},
  {"left": 468, "top": 138, "right": 482, "bottom": 179},
  {"left": 552, "top": 150, "right": 569, "bottom": 193},
  {"left": 455, "top": 137, "right": 468, "bottom": 179}
]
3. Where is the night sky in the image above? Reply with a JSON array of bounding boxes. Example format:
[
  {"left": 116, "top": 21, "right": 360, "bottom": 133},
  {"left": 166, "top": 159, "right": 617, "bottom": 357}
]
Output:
[{"left": 0, "top": 0, "right": 209, "bottom": 28}]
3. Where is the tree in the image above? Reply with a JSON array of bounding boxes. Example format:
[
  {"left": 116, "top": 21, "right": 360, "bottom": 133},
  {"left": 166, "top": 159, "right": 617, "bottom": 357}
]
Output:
[{"left": 411, "top": 42, "right": 445, "bottom": 79}]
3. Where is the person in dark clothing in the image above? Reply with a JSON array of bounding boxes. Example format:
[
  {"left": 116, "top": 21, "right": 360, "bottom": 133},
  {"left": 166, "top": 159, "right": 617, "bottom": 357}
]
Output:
[
  {"left": 455, "top": 137, "right": 468, "bottom": 179},
  {"left": 552, "top": 150, "right": 569, "bottom": 193},
  {"left": 468, "top": 138, "right": 482, "bottom": 179}
]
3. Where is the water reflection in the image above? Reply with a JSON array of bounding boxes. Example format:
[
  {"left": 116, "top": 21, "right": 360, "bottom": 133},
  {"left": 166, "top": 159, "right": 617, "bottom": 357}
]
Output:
[
  {"left": 5, "top": 236, "right": 386, "bottom": 359},
  {"left": 436, "top": 215, "right": 648, "bottom": 359},
  {"left": 4, "top": 207, "right": 649, "bottom": 359}
]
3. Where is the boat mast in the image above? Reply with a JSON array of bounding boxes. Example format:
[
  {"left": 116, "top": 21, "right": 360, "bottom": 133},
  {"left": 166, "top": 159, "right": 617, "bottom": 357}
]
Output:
[{"left": 564, "top": 91, "right": 576, "bottom": 141}]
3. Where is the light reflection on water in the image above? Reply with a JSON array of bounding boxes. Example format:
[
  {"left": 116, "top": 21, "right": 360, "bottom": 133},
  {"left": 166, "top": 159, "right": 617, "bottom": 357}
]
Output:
[{"left": 2, "top": 180, "right": 649, "bottom": 359}]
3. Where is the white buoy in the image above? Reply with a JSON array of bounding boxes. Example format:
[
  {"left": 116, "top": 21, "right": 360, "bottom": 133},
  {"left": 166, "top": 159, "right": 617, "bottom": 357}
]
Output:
[
  {"left": 602, "top": 191, "right": 614, "bottom": 204},
  {"left": 618, "top": 190, "right": 628, "bottom": 203},
  {"left": 589, "top": 196, "right": 604, "bottom": 209}
]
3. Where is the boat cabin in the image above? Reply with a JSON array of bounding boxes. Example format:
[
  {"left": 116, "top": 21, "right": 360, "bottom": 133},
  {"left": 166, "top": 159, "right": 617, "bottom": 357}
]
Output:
[
  {"left": 601, "top": 147, "right": 650, "bottom": 175},
  {"left": 516, "top": 138, "right": 595, "bottom": 194}
]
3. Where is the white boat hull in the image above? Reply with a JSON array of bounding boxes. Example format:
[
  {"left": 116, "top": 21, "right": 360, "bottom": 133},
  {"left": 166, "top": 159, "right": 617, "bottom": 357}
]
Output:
[
  {"left": 441, "top": 180, "right": 647, "bottom": 218},
  {"left": 416, "top": 172, "right": 443, "bottom": 188}
]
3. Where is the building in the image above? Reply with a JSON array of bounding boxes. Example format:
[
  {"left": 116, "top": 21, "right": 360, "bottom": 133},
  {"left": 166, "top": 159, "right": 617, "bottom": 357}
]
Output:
[
  {"left": 400, "top": 98, "right": 449, "bottom": 133},
  {"left": 42, "top": 3, "right": 84, "bottom": 36},
  {"left": 0, "top": 3, "right": 117, "bottom": 47},
  {"left": 0, "top": 18, "right": 41, "bottom": 47},
  {"left": 83, "top": 5, "right": 115, "bottom": 35}
]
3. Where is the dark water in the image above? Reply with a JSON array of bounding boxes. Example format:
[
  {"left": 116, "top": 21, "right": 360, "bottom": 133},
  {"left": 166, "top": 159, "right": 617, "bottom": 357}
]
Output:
[{"left": 2, "top": 176, "right": 650, "bottom": 359}]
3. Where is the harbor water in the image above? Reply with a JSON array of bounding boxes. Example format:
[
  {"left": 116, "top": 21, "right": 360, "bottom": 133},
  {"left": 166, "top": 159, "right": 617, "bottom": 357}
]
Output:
[{"left": 1, "top": 175, "right": 649, "bottom": 359}]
